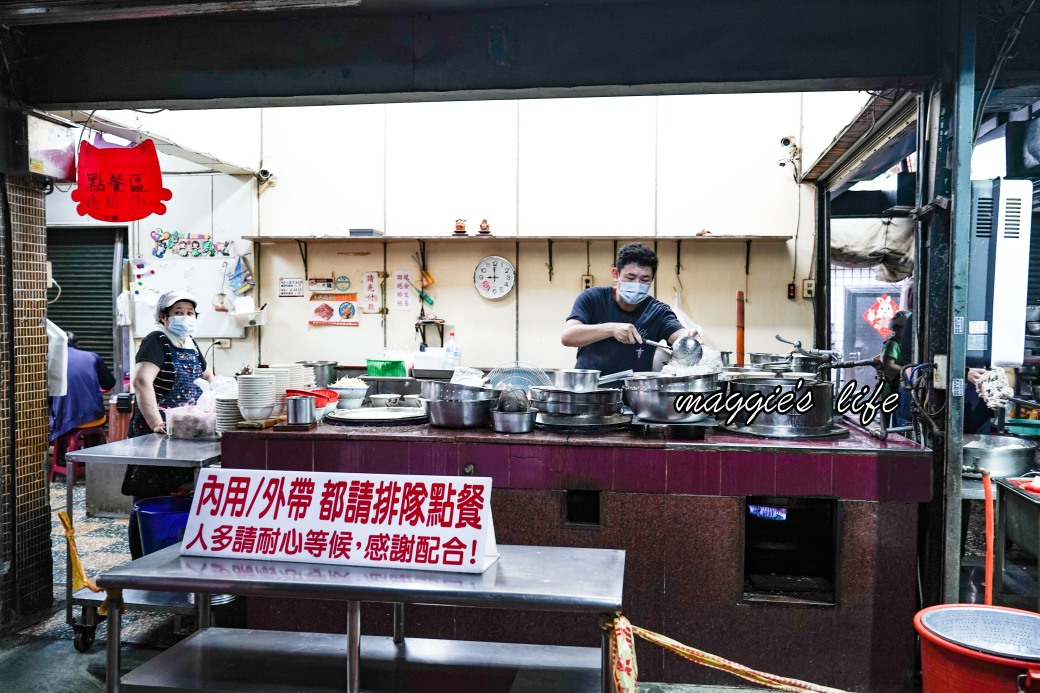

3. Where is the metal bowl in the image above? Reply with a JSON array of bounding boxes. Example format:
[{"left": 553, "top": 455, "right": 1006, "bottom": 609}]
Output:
[
  {"left": 748, "top": 352, "right": 789, "bottom": 365},
  {"left": 1028, "top": 321, "right": 1040, "bottom": 336},
  {"left": 423, "top": 398, "right": 496, "bottom": 428},
  {"left": 627, "top": 388, "right": 717, "bottom": 423},
  {"left": 624, "top": 371, "right": 721, "bottom": 393},
  {"left": 491, "top": 409, "right": 538, "bottom": 433},
  {"left": 553, "top": 369, "right": 601, "bottom": 392},
  {"left": 420, "top": 380, "right": 497, "bottom": 401}
]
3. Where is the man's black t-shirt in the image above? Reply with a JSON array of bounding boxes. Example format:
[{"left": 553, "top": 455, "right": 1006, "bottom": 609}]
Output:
[{"left": 566, "top": 286, "right": 683, "bottom": 375}]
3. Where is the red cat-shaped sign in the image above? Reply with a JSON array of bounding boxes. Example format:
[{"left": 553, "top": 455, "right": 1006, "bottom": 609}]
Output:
[{"left": 70, "top": 139, "right": 172, "bottom": 222}]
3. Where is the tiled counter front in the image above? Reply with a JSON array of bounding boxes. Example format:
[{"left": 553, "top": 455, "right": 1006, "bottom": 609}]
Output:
[{"left": 221, "top": 424, "right": 928, "bottom": 691}]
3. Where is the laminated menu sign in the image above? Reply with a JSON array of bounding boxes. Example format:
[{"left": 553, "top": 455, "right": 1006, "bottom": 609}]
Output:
[
  {"left": 309, "top": 292, "right": 359, "bottom": 326},
  {"left": 361, "top": 271, "right": 382, "bottom": 314},
  {"left": 181, "top": 469, "right": 500, "bottom": 574},
  {"left": 393, "top": 269, "right": 412, "bottom": 310}
]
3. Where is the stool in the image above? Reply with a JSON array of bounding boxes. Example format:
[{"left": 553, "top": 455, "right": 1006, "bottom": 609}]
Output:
[{"left": 51, "top": 418, "right": 107, "bottom": 484}]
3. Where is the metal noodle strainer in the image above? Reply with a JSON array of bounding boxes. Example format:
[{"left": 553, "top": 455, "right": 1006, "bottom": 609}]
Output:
[
  {"left": 486, "top": 361, "right": 552, "bottom": 394},
  {"left": 670, "top": 336, "right": 703, "bottom": 366}
]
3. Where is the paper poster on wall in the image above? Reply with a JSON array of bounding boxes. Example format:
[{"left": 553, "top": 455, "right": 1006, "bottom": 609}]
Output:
[
  {"left": 279, "top": 277, "right": 305, "bottom": 298},
  {"left": 309, "top": 293, "right": 359, "bottom": 326},
  {"left": 361, "top": 271, "right": 382, "bottom": 314},
  {"left": 393, "top": 269, "right": 412, "bottom": 310}
]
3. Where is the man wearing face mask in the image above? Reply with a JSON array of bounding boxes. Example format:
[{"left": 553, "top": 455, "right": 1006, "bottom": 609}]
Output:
[
  {"left": 123, "top": 290, "right": 213, "bottom": 557},
  {"left": 562, "top": 243, "right": 699, "bottom": 376}
]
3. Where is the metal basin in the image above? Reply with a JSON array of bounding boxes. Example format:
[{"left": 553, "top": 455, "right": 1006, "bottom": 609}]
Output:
[
  {"left": 627, "top": 388, "right": 719, "bottom": 423},
  {"left": 963, "top": 435, "right": 1038, "bottom": 478},
  {"left": 726, "top": 376, "right": 834, "bottom": 437},
  {"left": 491, "top": 409, "right": 538, "bottom": 433},
  {"left": 423, "top": 398, "right": 496, "bottom": 428},
  {"left": 420, "top": 380, "right": 497, "bottom": 401},
  {"left": 748, "top": 353, "right": 789, "bottom": 366},
  {"left": 553, "top": 369, "right": 601, "bottom": 392},
  {"left": 624, "top": 371, "right": 720, "bottom": 393}
]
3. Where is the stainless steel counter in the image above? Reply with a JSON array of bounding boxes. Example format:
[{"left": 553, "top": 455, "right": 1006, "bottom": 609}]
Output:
[
  {"left": 99, "top": 544, "right": 625, "bottom": 693},
  {"left": 62, "top": 435, "right": 221, "bottom": 647}
]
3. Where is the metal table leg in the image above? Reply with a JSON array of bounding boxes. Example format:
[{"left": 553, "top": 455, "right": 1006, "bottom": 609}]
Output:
[
  {"left": 600, "top": 621, "right": 610, "bottom": 693},
  {"left": 106, "top": 589, "right": 124, "bottom": 693},
  {"left": 195, "top": 593, "right": 212, "bottom": 629},
  {"left": 347, "top": 600, "right": 360, "bottom": 693},
  {"left": 66, "top": 467, "right": 74, "bottom": 626},
  {"left": 392, "top": 602, "right": 404, "bottom": 644}
]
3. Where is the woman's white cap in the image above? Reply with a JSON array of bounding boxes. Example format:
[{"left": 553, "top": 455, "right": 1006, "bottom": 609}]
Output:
[{"left": 155, "top": 290, "right": 198, "bottom": 323}]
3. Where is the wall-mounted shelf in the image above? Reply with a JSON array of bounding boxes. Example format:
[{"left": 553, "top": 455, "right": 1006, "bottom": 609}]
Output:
[{"left": 243, "top": 234, "right": 793, "bottom": 244}]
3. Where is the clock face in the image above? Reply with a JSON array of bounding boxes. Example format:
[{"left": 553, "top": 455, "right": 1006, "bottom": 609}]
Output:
[{"left": 473, "top": 255, "right": 516, "bottom": 300}]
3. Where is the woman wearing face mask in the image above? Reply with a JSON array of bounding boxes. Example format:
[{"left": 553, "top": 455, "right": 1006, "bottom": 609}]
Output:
[
  {"left": 562, "top": 243, "right": 700, "bottom": 377},
  {"left": 123, "top": 290, "right": 213, "bottom": 557}
]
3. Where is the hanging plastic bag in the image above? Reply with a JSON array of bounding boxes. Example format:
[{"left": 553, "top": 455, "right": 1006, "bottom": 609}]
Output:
[
  {"left": 228, "top": 256, "right": 255, "bottom": 295},
  {"left": 670, "top": 290, "right": 704, "bottom": 341}
]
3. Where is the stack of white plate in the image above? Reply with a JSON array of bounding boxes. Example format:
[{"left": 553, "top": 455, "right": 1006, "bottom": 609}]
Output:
[
  {"left": 215, "top": 396, "right": 244, "bottom": 433},
  {"left": 270, "top": 363, "right": 307, "bottom": 391},
  {"left": 237, "top": 374, "right": 277, "bottom": 421},
  {"left": 300, "top": 365, "right": 317, "bottom": 389}
]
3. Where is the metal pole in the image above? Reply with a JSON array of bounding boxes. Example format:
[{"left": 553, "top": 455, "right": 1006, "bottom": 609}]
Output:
[
  {"left": 392, "top": 602, "right": 404, "bottom": 645},
  {"left": 600, "top": 624, "right": 610, "bottom": 693},
  {"left": 106, "top": 589, "right": 124, "bottom": 693},
  {"left": 346, "top": 600, "right": 361, "bottom": 693}
]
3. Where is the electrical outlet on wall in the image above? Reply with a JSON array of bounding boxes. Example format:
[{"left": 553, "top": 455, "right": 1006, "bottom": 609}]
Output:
[
  {"left": 214, "top": 339, "right": 231, "bottom": 349},
  {"left": 802, "top": 279, "right": 815, "bottom": 298},
  {"left": 581, "top": 274, "right": 593, "bottom": 290}
]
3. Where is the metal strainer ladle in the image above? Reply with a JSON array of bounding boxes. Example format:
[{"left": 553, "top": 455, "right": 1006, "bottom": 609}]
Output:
[{"left": 645, "top": 337, "right": 703, "bottom": 366}]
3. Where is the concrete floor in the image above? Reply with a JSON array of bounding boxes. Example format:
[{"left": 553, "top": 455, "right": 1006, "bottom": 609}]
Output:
[{"left": 0, "top": 479, "right": 764, "bottom": 692}]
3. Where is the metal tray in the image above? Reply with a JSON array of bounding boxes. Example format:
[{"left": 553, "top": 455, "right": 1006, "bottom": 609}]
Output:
[
  {"left": 535, "top": 411, "right": 632, "bottom": 432},
  {"left": 718, "top": 422, "right": 849, "bottom": 439},
  {"left": 324, "top": 407, "right": 428, "bottom": 426}
]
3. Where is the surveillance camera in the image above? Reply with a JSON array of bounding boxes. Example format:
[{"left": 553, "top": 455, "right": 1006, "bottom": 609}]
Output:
[
  {"left": 780, "top": 136, "right": 797, "bottom": 148},
  {"left": 257, "top": 169, "right": 273, "bottom": 181}
]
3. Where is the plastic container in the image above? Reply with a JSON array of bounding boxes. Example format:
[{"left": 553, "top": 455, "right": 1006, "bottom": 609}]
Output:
[
  {"left": 366, "top": 359, "right": 407, "bottom": 377},
  {"left": 445, "top": 332, "right": 461, "bottom": 368},
  {"left": 135, "top": 496, "right": 193, "bottom": 556},
  {"left": 1005, "top": 418, "right": 1040, "bottom": 437},
  {"left": 165, "top": 407, "right": 216, "bottom": 439},
  {"left": 915, "top": 604, "right": 1040, "bottom": 692}
]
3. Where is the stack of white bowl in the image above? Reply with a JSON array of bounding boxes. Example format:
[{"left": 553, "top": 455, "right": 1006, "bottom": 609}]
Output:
[
  {"left": 300, "top": 365, "right": 317, "bottom": 389},
  {"left": 270, "top": 363, "right": 307, "bottom": 391},
  {"left": 215, "top": 396, "right": 245, "bottom": 433},
  {"left": 237, "top": 374, "right": 277, "bottom": 421},
  {"left": 261, "top": 367, "right": 292, "bottom": 415}
]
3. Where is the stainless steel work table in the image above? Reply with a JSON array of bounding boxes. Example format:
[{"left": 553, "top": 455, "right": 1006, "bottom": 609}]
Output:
[
  {"left": 63, "top": 435, "right": 221, "bottom": 651},
  {"left": 98, "top": 543, "right": 626, "bottom": 693}
]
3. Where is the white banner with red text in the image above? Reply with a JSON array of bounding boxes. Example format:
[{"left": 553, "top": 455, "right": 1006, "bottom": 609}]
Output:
[{"left": 181, "top": 470, "right": 499, "bottom": 574}]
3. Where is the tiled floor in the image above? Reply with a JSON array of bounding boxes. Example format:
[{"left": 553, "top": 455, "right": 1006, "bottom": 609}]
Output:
[{"left": 2, "top": 477, "right": 753, "bottom": 691}]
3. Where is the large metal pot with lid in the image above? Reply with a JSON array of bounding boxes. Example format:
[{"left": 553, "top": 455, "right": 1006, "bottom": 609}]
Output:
[
  {"left": 962, "top": 435, "right": 1038, "bottom": 478},
  {"left": 623, "top": 371, "right": 721, "bottom": 423},
  {"left": 724, "top": 375, "right": 834, "bottom": 437}
]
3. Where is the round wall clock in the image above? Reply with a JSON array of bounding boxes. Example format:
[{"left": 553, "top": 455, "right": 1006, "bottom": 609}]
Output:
[{"left": 473, "top": 255, "right": 515, "bottom": 300}]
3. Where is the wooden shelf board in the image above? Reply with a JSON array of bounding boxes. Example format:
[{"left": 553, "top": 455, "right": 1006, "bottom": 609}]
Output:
[{"left": 243, "top": 234, "right": 792, "bottom": 244}]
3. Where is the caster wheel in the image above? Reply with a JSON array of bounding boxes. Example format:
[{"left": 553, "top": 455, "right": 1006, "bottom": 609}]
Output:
[{"left": 73, "top": 626, "right": 96, "bottom": 652}]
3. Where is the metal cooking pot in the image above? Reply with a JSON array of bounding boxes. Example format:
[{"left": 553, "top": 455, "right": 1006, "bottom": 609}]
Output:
[
  {"left": 420, "top": 380, "right": 497, "bottom": 401},
  {"left": 553, "top": 369, "right": 601, "bottom": 392},
  {"left": 962, "top": 435, "right": 1038, "bottom": 478},
  {"left": 299, "top": 361, "right": 337, "bottom": 388},
  {"left": 627, "top": 388, "right": 720, "bottom": 424},
  {"left": 789, "top": 353, "right": 830, "bottom": 372},
  {"left": 726, "top": 376, "right": 834, "bottom": 437},
  {"left": 424, "top": 398, "right": 496, "bottom": 428},
  {"left": 748, "top": 353, "right": 789, "bottom": 366}
]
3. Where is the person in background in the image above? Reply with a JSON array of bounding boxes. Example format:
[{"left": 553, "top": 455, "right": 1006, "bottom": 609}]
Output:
[
  {"left": 562, "top": 243, "right": 700, "bottom": 376},
  {"left": 880, "top": 311, "right": 911, "bottom": 425},
  {"left": 122, "top": 290, "right": 213, "bottom": 558},
  {"left": 49, "top": 331, "right": 116, "bottom": 445}
]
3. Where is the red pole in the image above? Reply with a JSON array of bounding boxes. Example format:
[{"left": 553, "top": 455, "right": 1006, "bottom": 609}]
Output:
[{"left": 736, "top": 291, "right": 745, "bottom": 366}]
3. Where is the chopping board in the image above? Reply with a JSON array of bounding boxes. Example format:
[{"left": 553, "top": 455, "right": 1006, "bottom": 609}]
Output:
[{"left": 235, "top": 416, "right": 283, "bottom": 430}]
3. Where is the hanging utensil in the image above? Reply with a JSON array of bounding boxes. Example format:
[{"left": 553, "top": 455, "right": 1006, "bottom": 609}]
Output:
[
  {"left": 671, "top": 336, "right": 703, "bottom": 366},
  {"left": 408, "top": 280, "right": 434, "bottom": 305}
]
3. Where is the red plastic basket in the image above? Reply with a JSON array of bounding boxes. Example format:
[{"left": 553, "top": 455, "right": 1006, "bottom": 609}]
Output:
[{"left": 915, "top": 605, "right": 1040, "bottom": 692}]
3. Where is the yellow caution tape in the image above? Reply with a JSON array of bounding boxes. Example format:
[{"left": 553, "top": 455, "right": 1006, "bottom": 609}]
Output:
[
  {"left": 58, "top": 510, "right": 103, "bottom": 595},
  {"left": 603, "top": 616, "right": 852, "bottom": 693}
]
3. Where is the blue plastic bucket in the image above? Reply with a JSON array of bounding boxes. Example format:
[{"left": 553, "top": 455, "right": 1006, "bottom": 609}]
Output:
[{"left": 134, "top": 496, "right": 192, "bottom": 556}]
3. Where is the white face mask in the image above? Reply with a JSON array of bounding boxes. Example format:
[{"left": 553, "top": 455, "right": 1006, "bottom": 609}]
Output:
[
  {"left": 166, "top": 315, "right": 197, "bottom": 338},
  {"left": 617, "top": 281, "right": 650, "bottom": 305}
]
